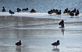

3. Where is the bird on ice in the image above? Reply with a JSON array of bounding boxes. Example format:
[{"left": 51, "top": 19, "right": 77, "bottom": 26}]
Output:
[
  {"left": 15, "top": 40, "right": 22, "bottom": 46},
  {"left": 51, "top": 40, "right": 60, "bottom": 48}
]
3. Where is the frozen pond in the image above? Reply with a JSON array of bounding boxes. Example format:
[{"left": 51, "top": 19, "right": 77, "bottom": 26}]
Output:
[{"left": 0, "top": 16, "right": 82, "bottom": 52}]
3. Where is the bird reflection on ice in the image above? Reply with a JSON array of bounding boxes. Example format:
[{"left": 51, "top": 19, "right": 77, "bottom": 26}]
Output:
[
  {"left": 52, "top": 48, "right": 60, "bottom": 52},
  {"left": 16, "top": 46, "right": 21, "bottom": 52},
  {"left": 60, "top": 28, "right": 65, "bottom": 35}
]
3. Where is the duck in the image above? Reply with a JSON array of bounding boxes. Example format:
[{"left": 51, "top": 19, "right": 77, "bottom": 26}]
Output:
[
  {"left": 51, "top": 40, "right": 60, "bottom": 48},
  {"left": 30, "top": 9, "right": 36, "bottom": 13},
  {"left": 69, "top": 11, "right": 74, "bottom": 17},
  {"left": 22, "top": 8, "right": 28, "bottom": 11},
  {"left": 2, "top": 6, "right": 6, "bottom": 12},
  {"left": 15, "top": 40, "right": 22, "bottom": 46},
  {"left": 63, "top": 8, "right": 69, "bottom": 13},
  {"left": 9, "top": 10, "right": 14, "bottom": 15},
  {"left": 56, "top": 10, "right": 61, "bottom": 15},
  {"left": 17, "top": 8, "right": 21, "bottom": 12},
  {"left": 59, "top": 20, "right": 64, "bottom": 28},
  {"left": 75, "top": 9, "right": 79, "bottom": 16},
  {"left": 48, "top": 9, "right": 61, "bottom": 15}
]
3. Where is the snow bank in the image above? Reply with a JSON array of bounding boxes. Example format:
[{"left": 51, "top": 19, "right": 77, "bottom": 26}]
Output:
[
  {"left": 0, "top": 12, "right": 82, "bottom": 22},
  {"left": 0, "top": 12, "right": 81, "bottom": 18}
]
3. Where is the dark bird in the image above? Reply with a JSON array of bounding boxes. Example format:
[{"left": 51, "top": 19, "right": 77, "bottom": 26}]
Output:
[
  {"left": 51, "top": 40, "right": 60, "bottom": 48},
  {"left": 48, "top": 9, "right": 53, "bottom": 14},
  {"left": 17, "top": 8, "right": 21, "bottom": 12},
  {"left": 63, "top": 8, "right": 69, "bottom": 13},
  {"left": 30, "top": 9, "right": 36, "bottom": 13},
  {"left": 75, "top": 9, "right": 79, "bottom": 16},
  {"left": 2, "top": 6, "right": 6, "bottom": 12},
  {"left": 69, "top": 11, "right": 74, "bottom": 17},
  {"left": 9, "top": 10, "right": 14, "bottom": 15},
  {"left": 71, "top": 8, "right": 76, "bottom": 13},
  {"left": 57, "top": 10, "right": 61, "bottom": 15},
  {"left": 63, "top": 8, "right": 71, "bottom": 15},
  {"left": 48, "top": 9, "right": 61, "bottom": 15},
  {"left": 15, "top": 40, "right": 22, "bottom": 46},
  {"left": 22, "top": 8, "right": 28, "bottom": 11},
  {"left": 59, "top": 20, "right": 64, "bottom": 28}
]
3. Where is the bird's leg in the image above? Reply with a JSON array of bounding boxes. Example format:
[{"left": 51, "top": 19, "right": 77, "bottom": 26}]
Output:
[
  {"left": 11, "top": 14, "right": 12, "bottom": 16},
  {"left": 56, "top": 46, "right": 57, "bottom": 48}
]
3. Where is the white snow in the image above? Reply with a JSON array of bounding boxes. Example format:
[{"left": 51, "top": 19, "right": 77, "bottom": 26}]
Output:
[
  {"left": 0, "top": 12, "right": 82, "bottom": 22},
  {"left": 0, "top": 12, "right": 81, "bottom": 18}
]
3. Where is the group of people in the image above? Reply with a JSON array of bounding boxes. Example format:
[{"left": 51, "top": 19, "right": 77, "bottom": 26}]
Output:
[
  {"left": 48, "top": 8, "right": 80, "bottom": 16},
  {"left": 2, "top": 6, "right": 36, "bottom": 15}
]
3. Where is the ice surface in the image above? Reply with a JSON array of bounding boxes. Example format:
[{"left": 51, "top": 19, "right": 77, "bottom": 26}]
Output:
[
  {"left": 0, "top": 13, "right": 81, "bottom": 52},
  {"left": 0, "top": 16, "right": 82, "bottom": 52},
  {"left": 0, "top": 0, "right": 82, "bottom": 51}
]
